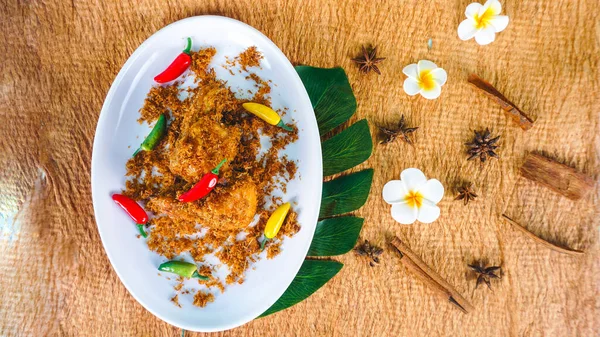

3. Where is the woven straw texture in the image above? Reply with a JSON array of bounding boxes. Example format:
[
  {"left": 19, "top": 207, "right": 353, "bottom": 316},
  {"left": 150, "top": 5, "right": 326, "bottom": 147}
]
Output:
[{"left": 1, "top": 0, "right": 599, "bottom": 336}]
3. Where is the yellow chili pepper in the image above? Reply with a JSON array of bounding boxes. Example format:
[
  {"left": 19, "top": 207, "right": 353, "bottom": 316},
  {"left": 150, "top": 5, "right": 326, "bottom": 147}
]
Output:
[
  {"left": 261, "top": 202, "right": 291, "bottom": 250},
  {"left": 242, "top": 102, "right": 293, "bottom": 132}
]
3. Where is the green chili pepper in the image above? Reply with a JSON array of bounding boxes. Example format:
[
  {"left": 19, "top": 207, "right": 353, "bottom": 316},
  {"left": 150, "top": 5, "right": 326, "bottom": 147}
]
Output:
[
  {"left": 136, "top": 224, "right": 148, "bottom": 238},
  {"left": 133, "top": 114, "right": 167, "bottom": 157},
  {"left": 158, "top": 260, "right": 209, "bottom": 280}
]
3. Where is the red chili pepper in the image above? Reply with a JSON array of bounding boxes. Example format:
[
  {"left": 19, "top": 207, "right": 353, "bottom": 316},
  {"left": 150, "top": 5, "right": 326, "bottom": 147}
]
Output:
[
  {"left": 154, "top": 37, "right": 193, "bottom": 84},
  {"left": 112, "top": 194, "right": 148, "bottom": 238},
  {"left": 178, "top": 159, "right": 227, "bottom": 203}
]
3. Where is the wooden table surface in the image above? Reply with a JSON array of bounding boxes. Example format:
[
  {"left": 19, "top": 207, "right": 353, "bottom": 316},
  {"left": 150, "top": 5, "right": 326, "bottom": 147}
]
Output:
[{"left": 1, "top": 0, "right": 599, "bottom": 336}]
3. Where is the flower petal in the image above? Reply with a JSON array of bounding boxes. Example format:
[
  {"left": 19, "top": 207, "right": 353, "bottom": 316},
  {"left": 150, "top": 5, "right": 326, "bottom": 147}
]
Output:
[
  {"left": 383, "top": 180, "right": 407, "bottom": 204},
  {"left": 465, "top": 2, "right": 482, "bottom": 17},
  {"left": 417, "top": 60, "right": 438, "bottom": 73},
  {"left": 403, "top": 78, "right": 421, "bottom": 96},
  {"left": 429, "top": 68, "right": 447, "bottom": 86},
  {"left": 419, "top": 82, "right": 442, "bottom": 100},
  {"left": 489, "top": 15, "right": 509, "bottom": 32},
  {"left": 474, "top": 27, "right": 496, "bottom": 45},
  {"left": 418, "top": 179, "right": 444, "bottom": 204},
  {"left": 402, "top": 63, "right": 418, "bottom": 79},
  {"left": 458, "top": 19, "right": 478, "bottom": 41},
  {"left": 400, "top": 168, "right": 427, "bottom": 191},
  {"left": 416, "top": 202, "right": 440, "bottom": 224},
  {"left": 391, "top": 202, "right": 418, "bottom": 225},
  {"left": 481, "top": 0, "right": 502, "bottom": 16}
]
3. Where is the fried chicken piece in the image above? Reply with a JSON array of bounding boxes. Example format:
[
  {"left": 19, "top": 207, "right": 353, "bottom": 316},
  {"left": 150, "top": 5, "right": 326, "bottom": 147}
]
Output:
[
  {"left": 147, "top": 177, "right": 258, "bottom": 231},
  {"left": 147, "top": 197, "right": 203, "bottom": 223},
  {"left": 202, "top": 177, "right": 258, "bottom": 231},
  {"left": 169, "top": 115, "right": 241, "bottom": 183}
]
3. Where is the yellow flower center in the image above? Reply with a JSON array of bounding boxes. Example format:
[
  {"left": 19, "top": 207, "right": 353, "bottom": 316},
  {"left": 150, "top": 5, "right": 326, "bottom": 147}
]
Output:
[
  {"left": 473, "top": 7, "right": 495, "bottom": 29},
  {"left": 418, "top": 70, "right": 436, "bottom": 91},
  {"left": 405, "top": 190, "right": 424, "bottom": 208}
]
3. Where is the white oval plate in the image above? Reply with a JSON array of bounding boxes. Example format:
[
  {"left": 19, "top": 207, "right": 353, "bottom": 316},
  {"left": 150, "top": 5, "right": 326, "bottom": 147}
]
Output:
[{"left": 91, "top": 16, "right": 322, "bottom": 332}]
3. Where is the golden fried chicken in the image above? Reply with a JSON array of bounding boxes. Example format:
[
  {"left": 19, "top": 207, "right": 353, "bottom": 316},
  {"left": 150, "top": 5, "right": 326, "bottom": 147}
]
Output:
[
  {"left": 202, "top": 177, "right": 258, "bottom": 230},
  {"left": 146, "top": 177, "right": 258, "bottom": 231},
  {"left": 168, "top": 115, "right": 241, "bottom": 183}
]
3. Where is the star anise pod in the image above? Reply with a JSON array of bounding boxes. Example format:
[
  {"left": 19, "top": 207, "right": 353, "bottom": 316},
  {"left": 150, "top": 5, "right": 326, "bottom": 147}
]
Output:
[
  {"left": 468, "top": 263, "right": 501, "bottom": 290},
  {"left": 354, "top": 240, "right": 384, "bottom": 267},
  {"left": 379, "top": 115, "right": 419, "bottom": 145},
  {"left": 465, "top": 128, "right": 500, "bottom": 163},
  {"left": 352, "top": 46, "right": 385, "bottom": 75},
  {"left": 454, "top": 183, "right": 478, "bottom": 205}
]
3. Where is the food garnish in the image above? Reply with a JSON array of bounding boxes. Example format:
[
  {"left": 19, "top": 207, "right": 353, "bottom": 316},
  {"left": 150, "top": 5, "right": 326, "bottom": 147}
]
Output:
[
  {"left": 457, "top": 0, "right": 509, "bottom": 45},
  {"left": 454, "top": 183, "right": 478, "bottom": 205},
  {"left": 382, "top": 168, "right": 444, "bottom": 225},
  {"left": 154, "top": 37, "right": 193, "bottom": 83},
  {"left": 468, "top": 74, "right": 534, "bottom": 130},
  {"left": 354, "top": 240, "right": 383, "bottom": 267},
  {"left": 391, "top": 236, "right": 474, "bottom": 313},
  {"left": 468, "top": 262, "right": 501, "bottom": 290},
  {"left": 465, "top": 128, "right": 500, "bottom": 163},
  {"left": 261, "top": 202, "right": 291, "bottom": 250},
  {"left": 519, "top": 153, "right": 594, "bottom": 200},
  {"left": 158, "top": 261, "right": 209, "bottom": 280},
  {"left": 378, "top": 114, "right": 418, "bottom": 145},
  {"left": 242, "top": 102, "right": 293, "bottom": 131},
  {"left": 402, "top": 60, "right": 447, "bottom": 100},
  {"left": 133, "top": 114, "right": 167, "bottom": 157},
  {"left": 501, "top": 215, "right": 585, "bottom": 256},
  {"left": 111, "top": 193, "right": 149, "bottom": 238},
  {"left": 178, "top": 159, "right": 227, "bottom": 203},
  {"left": 352, "top": 46, "right": 385, "bottom": 75}
]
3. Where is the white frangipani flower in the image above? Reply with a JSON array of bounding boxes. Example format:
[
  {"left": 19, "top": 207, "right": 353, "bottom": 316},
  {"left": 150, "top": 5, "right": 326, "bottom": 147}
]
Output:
[
  {"left": 458, "top": 0, "right": 509, "bottom": 45},
  {"left": 402, "top": 60, "right": 447, "bottom": 100},
  {"left": 382, "top": 168, "right": 444, "bottom": 225}
]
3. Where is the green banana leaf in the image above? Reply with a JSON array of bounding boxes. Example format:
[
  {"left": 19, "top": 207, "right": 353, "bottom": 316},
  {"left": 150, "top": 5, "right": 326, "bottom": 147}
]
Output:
[
  {"left": 260, "top": 66, "right": 371, "bottom": 318},
  {"left": 259, "top": 260, "right": 343, "bottom": 317},
  {"left": 295, "top": 66, "right": 356, "bottom": 136},
  {"left": 322, "top": 119, "right": 373, "bottom": 176},
  {"left": 319, "top": 169, "right": 374, "bottom": 218},
  {"left": 308, "top": 217, "right": 364, "bottom": 256}
]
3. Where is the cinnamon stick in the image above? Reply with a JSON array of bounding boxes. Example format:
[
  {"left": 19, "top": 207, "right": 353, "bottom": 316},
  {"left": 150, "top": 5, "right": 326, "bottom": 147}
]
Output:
[
  {"left": 520, "top": 153, "right": 594, "bottom": 200},
  {"left": 468, "top": 74, "right": 534, "bottom": 130},
  {"left": 390, "top": 237, "right": 474, "bottom": 314},
  {"left": 396, "top": 248, "right": 461, "bottom": 309},
  {"left": 501, "top": 214, "right": 584, "bottom": 256}
]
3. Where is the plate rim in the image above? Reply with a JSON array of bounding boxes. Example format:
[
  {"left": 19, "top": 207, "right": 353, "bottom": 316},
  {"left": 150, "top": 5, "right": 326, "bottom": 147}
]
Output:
[{"left": 90, "top": 15, "right": 322, "bottom": 332}]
